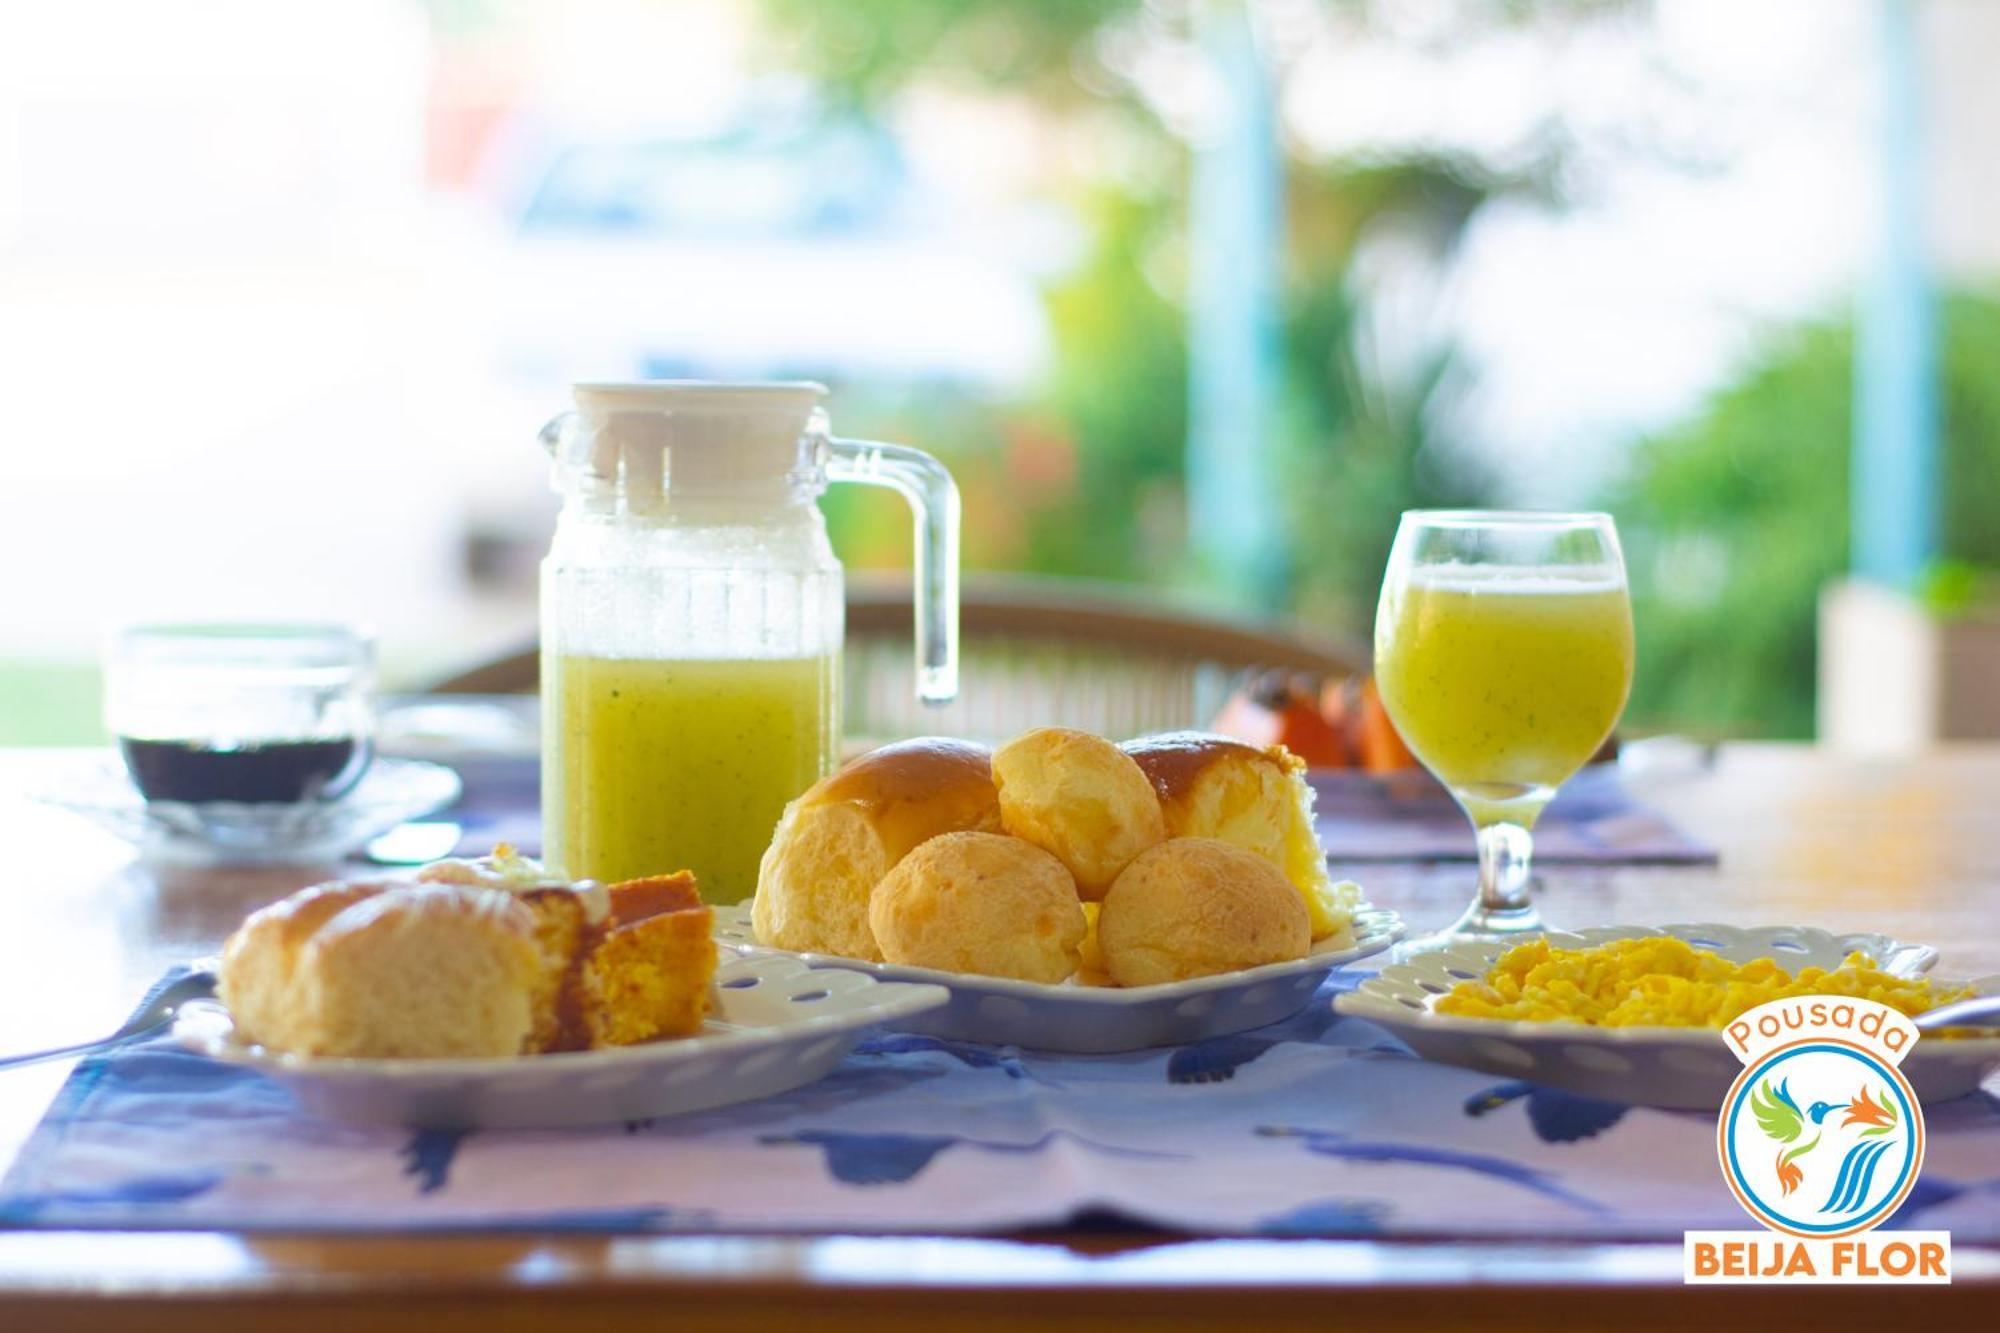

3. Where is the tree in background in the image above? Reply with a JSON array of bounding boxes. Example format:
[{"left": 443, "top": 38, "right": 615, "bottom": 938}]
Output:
[
  {"left": 1615, "top": 293, "right": 2000, "bottom": 738},
  {"left": 765, "top": 0, "right": 1958, "bottom": 746},
  {"left": 761, "top": 0, "right": 1595, "bottom": 632}
]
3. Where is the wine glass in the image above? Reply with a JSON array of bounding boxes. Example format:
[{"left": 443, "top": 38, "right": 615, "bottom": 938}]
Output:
[{"left": 1373, "top": 511, "right": 1633, "bottom": 949}]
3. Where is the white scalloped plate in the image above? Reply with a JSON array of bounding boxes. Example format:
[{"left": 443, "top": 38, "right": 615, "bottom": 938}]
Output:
[
  {"left": 1334, "top": 922, "right": 2000, "bottom": 1110},
  {"left": 715, "top": 900, "right": 1404, "bottom": 1053},
  {"left": 173, "top": 953, "right": 948, "bottom": 1128}
]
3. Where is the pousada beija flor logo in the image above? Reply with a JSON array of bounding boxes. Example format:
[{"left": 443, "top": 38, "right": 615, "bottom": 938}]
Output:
[{"left": 1685, "top": 996, "right": 1950, "bottom": 1283}]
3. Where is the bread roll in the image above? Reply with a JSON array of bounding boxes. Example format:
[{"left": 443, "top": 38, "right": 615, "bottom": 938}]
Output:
[
  {"left": 1096, "top": 838, "right": 1310, "bottom": 986},
  {"left": 992, "top": 727, "right": 1164, "bottom": 899},
  {"left": 1123, "top": 731, "right": 1353, "bottom": 943},
  {"left": 221, "top": 883, "right": 539, "bottom": 1059},
  {"left": 754, "top": 738, "right": 1002, "bottom": 960},
  {"left": 223, "top": 856, "right": 715, "bottom": 1059},
  {"left": 868, "top": 831, "right": 1085, "bottom": 983},
  {"left": 419, "top": 853, "right": 591, "bottom": 1053},
  {"left": 217, "top": 881, "right": 385, "bottom": 1050}
]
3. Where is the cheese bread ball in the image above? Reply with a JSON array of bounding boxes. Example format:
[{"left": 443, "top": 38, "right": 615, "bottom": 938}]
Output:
[
  {"left": 992, "top": 727, "right": 1165, "bottom": 899},
  {"left": 1123, "top": 731, "right": 1355, "bottom": 944},
  {"left": 868, "top": 832, "right": 1086, "bottom": 983},
  {"left": 754, "top": 738, "right": 1003, "bottom": 961},
  {"left": 1097, "top": 838, "right": 1310, "bottom": 986}
]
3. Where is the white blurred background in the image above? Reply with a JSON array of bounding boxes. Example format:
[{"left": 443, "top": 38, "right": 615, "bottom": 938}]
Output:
[{"left": 3, "top": 0, "right": 1996, "bottom": 742}]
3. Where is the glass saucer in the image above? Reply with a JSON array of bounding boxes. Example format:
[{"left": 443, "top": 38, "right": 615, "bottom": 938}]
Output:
[{"left": 37, "top": 756, "right": 463, "bottom": 865}]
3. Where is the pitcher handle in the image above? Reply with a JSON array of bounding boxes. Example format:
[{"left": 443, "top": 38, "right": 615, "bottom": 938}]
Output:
[{"left": 826, "top": 438, "right": 960, "bottom": 704}]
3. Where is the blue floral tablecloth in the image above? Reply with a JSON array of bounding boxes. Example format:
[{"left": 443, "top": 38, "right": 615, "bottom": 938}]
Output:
[{"left": 4, "top": 967, "right": 1997, "bottom": 1238}]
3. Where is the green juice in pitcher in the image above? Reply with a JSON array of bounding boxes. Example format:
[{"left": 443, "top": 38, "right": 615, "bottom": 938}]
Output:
[
  {"left": 543, "top": 653, "right": 838, "bottom": 900},
  {"left": 535, "top": 381, "right": 960, "bottom": 906}
]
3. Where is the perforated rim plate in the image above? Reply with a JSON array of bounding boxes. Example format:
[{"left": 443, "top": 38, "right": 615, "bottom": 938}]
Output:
[
  {"left": 1332, "top": 922, "right": 2000, "bottom": 1109},
  {"left": 713, "top": 899, "right": 1405, "bottom": 1004},
  {"left": 176, "top": 944, "right": 948, "bottom": 1080}
]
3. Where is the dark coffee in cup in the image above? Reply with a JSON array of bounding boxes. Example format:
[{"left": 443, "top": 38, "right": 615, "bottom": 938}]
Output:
[
  {"left": 104, "top": 623, "right": 376, "bottom": 808},
  {"left": 118, "top": 736, "right": 370, "bottom": 804}
]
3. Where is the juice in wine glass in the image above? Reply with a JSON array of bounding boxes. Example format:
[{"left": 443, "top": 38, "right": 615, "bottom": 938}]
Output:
[{"left": 1375, "top": 567, "right": 1633, "bottom": 824}]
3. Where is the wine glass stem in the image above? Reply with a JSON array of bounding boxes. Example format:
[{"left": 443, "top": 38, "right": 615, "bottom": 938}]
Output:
[{"left": 1461, "top": 820, "right": 1543, "bottom": 935}]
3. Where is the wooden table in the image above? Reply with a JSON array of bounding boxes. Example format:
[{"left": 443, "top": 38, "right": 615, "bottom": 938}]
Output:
[{"left": 0, "top": 743, "right": 1994, "bottom": 1328}]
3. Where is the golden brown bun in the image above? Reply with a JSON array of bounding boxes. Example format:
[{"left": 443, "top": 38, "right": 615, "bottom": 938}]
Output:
[
  {"left": 868, "top": 831, "right": 1086, "bottom": 983},
  {"left": 221, "top": 883, "right": 540, "bottom": 1058},
  {"left": 754, "top": 738, "right": 1002, "bottom": 960},
  {"left": 1096, "top": 838, "right": 1310, "bottom": 986},
  {"left": 992, "top": 727, "right": 1165, "bottom": 899},
  {"left": 1123, "top": 731, "right": 1350, "bottom": 942}
]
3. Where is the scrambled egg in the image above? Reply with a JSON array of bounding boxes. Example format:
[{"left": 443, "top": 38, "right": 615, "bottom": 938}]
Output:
[{"left": 1434, "top": 936, "right": 1974, "bottom": 1030}]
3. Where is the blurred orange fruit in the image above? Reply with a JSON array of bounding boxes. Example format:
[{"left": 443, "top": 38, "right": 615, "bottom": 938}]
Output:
[{"left": 1355, "top": 677, "right": 1417, "bottom": 774}]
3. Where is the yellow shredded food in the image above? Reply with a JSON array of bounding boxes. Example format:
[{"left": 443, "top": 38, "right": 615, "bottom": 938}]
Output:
[{"left": 1433, "top": 936, "right": 1976, "bottom": 1031}]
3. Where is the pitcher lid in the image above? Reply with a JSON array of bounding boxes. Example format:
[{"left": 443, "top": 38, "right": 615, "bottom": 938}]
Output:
[
  {"left": 571, "top": 381, "right": 828, "bottom": 414},
  {"left": 548, "top": 380, "right": 832, "bottom": 510}
]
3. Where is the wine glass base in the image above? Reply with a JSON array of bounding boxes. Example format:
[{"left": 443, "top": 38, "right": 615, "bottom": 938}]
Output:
[{"left": 1390, "top": 901, "right": 1550, "bottom": 961}]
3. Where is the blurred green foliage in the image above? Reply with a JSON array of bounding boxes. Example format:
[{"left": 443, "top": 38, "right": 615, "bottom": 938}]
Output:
[
  {"left": 1920, "top": 559, "right": 2000, "bottom": 618},
  {"left": 1614, "top": 292, "right": 2000, "bottom": 738},
  {"left": 758, "top": 0, "right": 1136, "bottom": 105},
  {"left": 0, "top": 662, "right": 103, "bottom": 746},
  {"left": 821, "top": 156, "right": 1509, "bottom": 630},
  {"left": 773, "top": 0, "right": 2000, "bottom": 743},
  {"left": 774, "top": 1, "right": 1521, "bottom": 637},
  {"left": 818, "top": 188, "right": 1194, "bottom": 584},
  {"left": 1279, "top": 156, "right": 1516, "bottom": 631}
]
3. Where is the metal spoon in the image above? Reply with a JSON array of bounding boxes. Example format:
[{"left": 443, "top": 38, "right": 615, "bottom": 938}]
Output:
[
  {"left": 1915, "top": 992, "right": 2000, "bottom": 1032},
  {"left": 0, "top": 963, "right": 218, "bottom": 1071}
]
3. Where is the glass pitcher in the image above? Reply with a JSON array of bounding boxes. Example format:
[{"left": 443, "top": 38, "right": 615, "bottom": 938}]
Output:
[{"left": 536, "top": 381, "right": 958, "bottom": 903}]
